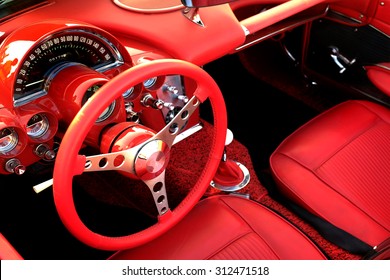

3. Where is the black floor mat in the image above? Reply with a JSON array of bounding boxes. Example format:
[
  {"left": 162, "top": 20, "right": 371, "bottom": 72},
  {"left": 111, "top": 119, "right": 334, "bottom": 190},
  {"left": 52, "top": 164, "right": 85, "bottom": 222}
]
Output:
[{"left": 0, "top": 171, "right": 155, "bottom": 260}]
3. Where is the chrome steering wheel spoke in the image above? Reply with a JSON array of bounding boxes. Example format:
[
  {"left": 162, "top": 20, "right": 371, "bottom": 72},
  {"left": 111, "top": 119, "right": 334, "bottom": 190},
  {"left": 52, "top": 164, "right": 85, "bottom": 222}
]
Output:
[
  {"left": 83, "top": 146, "right": 139, "bottom": 174},
  {"left": 153, "top": 95, "right": 200, "bottom": 147},
  {"left": 143, "top": 170, "right": 170, "bottom": 216}
]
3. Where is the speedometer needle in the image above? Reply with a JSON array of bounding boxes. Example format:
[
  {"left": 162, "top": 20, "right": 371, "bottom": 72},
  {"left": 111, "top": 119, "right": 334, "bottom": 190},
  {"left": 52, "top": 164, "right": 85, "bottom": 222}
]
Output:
[{"left": 25, "top": 79, "right": 45, "bottom": 88}]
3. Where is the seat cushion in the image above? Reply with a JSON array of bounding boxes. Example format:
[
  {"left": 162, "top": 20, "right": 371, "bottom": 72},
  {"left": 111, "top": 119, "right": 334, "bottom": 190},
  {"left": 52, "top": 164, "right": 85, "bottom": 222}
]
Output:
[
  {"left": 109, "top": 195, "right": 326, "bottom": 260},
  {"left": 270, "top": 100, "right": 390, "bottom": 247}
]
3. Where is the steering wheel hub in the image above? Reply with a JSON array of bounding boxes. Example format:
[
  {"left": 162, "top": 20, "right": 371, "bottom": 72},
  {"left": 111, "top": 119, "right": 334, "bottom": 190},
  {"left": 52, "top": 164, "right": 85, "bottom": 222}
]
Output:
[{"left": 135, "top": 140, "right": 170, "bottom": 180}]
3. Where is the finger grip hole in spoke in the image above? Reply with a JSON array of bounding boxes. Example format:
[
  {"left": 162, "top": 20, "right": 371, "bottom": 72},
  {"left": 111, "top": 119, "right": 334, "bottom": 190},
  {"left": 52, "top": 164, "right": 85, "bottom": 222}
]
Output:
[
  {"left": 180, "top": 110, "right": 189, "bottom": 120},
  {"left": 191, "top": 98, "right": 199, "bottom": 107},
  {"left": 160, "top": 207, "right": 167, "bottom": 214},
  {"left": 169, "top": 123, "right": 179, "bottom": 134},
  {"left": 85, "top": 160, "right": 92, "bottom": 169},
  {"left": 113, "top": 155, "right": 125, "bottom": 167},
  {"left": 153, "top": 182, "right": 163, "bottom": 193},
  {"left": 157, "top": 195, "right": 165, "bottom": 204},
  {"left": 99, "top": 158, "right": 108, "bottom": 168}
]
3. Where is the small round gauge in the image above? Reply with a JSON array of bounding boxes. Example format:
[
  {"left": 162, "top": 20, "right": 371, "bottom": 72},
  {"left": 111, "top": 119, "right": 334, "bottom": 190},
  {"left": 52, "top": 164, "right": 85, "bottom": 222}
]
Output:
[
  {"left": 0, "top": 127, "right": 18, "bottom": 154},
  {"left": 97, "top": 101, "right": 116, "bottom": 123},
  {"left": 84, "top": 84, "right": 116, "bottom": 123},
  {"left": 26, "top": 114, "right": 49, "bottom": 139},
  {"left": 122, "top": 87, "right": 135, "bottom": 98},
  {"left": 122, "top": 84, "right": 142, "bottom": 101},
  {"left": 143, "top": 77, "right": 158, "bottom": 88}
]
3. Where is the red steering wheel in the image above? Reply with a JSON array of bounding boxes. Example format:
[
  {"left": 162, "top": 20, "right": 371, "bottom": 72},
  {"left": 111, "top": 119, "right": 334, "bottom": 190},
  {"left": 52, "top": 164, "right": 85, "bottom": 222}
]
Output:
[{"left": 53, "top": 59, "right": 227, "bottom": 251}]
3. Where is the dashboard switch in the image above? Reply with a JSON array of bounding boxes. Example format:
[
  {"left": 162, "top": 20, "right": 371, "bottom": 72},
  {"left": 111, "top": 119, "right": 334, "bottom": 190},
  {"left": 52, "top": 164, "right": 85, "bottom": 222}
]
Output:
[
  {"left": 34, "top": 144, "right": 56, "bottom": 161},
  {"left": 141, "top": 94, "right": 164, "bottom": 109},
  {"left": 5, "top": 158, "right": 26, "bottom": 175}
]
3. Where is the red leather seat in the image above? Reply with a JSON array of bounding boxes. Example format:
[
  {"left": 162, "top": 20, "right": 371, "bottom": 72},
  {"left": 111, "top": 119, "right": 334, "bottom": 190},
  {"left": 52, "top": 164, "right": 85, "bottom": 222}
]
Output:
[
  {"left": 365, "top": 63, "right": 390, "bottom": 97},
  {"left": 270, "top": 100, "right": 390, "bottom": 250},
  {"left": 110, "top": 195, "right": 326, "bottom": 260}
]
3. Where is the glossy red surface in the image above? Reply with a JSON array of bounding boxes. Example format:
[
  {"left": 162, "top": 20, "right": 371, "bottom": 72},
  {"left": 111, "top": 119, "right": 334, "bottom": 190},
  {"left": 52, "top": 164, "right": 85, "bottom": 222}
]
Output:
[
  {"left": 110, "top": 195, "right": 327, "bottom": 259},
  {"left": 366, "top": 63, "right": 390, "bottom": 97},
  {"left": 0, "top": 233, "right": 23, "bottom": 260},
  {"left": 0, "top": 0, "right": 389, "bottom": 261},
  {"left": 270, "top": 100, "right": 390, "bottom": 247}
]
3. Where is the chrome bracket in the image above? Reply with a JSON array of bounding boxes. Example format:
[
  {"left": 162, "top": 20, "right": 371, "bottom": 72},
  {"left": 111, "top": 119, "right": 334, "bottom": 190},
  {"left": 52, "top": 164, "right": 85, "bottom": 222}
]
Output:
[{"left": 182, "top": 7, "right": 205, "bottom": 27}]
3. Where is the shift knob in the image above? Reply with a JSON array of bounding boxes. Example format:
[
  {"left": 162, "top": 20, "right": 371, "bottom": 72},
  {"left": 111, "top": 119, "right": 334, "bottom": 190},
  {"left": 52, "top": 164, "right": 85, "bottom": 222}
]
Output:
[
  {"left": 210, "top": 128, "right": 250, "bottom": 192},
  {"left": 225, "top": 128, "right": 234, "bottom": 146}
]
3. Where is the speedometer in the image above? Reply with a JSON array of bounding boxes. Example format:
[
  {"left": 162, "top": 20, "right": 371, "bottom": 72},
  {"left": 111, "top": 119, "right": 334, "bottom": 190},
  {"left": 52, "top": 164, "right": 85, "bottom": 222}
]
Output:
[{"left": 13, "top": 29, "right": 124, "bottom": 106}]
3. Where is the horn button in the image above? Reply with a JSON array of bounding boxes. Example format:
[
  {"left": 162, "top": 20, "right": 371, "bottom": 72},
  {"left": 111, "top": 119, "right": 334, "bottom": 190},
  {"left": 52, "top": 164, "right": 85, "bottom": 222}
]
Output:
[
  {"left": 100, "top": 123, "right": 170, "bottom": 180},
  {"left": 135, "top": 139, "right": 170, "bottom": 180}
]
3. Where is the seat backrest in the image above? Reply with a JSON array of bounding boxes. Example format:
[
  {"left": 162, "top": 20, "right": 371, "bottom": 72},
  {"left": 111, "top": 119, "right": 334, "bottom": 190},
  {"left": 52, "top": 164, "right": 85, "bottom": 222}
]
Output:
[{"left": 270, "top": 100, "right": 390, "bottom": 253}]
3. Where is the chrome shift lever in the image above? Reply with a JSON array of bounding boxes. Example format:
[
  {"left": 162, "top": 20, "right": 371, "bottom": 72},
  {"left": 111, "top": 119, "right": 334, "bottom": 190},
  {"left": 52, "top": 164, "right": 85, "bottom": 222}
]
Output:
[{"left": 210, "top": 129, "right": 250, "bottom": 192}]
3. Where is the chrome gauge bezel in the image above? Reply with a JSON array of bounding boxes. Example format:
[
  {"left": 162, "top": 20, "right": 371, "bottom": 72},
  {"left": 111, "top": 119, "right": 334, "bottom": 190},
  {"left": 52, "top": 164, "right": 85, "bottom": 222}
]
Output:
[
  {"left": 122, "top": 87, "right": 135, "bottom": 98},
  {"left": 96, "top": 100, "right": 116, "bottom": 123},
  {"left": 84, "top": 84, "right": 117, "bottom": 123},
  {"left": 26, "top": 113, "right": 50, "bottom": 139},
  {"left": 0, "top": 127, "right": 19, "bottom": 154},
  {"left": 143, "top": 77, "right": 158, "bottom": 88},
  {"left": 13, "top": 28, "right": 125, "bottom": 107}
]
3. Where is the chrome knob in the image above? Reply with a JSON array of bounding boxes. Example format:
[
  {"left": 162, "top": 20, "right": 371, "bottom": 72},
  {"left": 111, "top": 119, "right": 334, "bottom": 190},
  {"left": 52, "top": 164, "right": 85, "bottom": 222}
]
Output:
[
  {"left": 5, "top": 158, "right": 26, "bottom": 175},
  {"left": 163, "top": 85, "right": 188, "bottom": 103},
  {"left": 141, "top": 94, "right": 164, "bottom": 109},
  {"left": 34, "top": 144, "right": 56, "bottom": 161}
]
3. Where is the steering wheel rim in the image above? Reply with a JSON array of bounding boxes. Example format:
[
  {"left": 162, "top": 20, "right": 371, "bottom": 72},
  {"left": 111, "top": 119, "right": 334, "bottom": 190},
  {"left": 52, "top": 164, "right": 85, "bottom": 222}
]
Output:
[{"left": 53, "top": 58, "right": 227, "bottom": 251}]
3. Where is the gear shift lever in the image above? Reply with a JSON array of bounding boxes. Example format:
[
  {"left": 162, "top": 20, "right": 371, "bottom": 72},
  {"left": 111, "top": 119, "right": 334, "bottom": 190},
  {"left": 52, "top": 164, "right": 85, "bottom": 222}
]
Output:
[{"left": 210, "top": 129, "right": 250, "bottom": 192}]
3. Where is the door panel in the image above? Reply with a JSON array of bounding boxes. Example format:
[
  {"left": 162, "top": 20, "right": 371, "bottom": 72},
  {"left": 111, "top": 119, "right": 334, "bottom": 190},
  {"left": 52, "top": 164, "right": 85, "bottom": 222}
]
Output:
[
  {"left": 371, "top": 0, "right": 390, "bottom": 34},
  {"left": 329, "top": 0, "right": 379, "bottom": 24},
  {"left": 299, "top": 5, "right": 390, "bottom": 106}
]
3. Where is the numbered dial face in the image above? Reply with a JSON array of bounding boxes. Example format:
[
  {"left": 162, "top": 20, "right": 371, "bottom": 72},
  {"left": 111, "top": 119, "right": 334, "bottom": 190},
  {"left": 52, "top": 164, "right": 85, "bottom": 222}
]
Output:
[
  {"left": 14, "top": 29, "right": 122, "bottom": 106},
  {"left": 0, "top": 127, "right": 18, "bottom": 154},
  {"left": 26, "top": 114, "right": 49, "bottom": 139}
]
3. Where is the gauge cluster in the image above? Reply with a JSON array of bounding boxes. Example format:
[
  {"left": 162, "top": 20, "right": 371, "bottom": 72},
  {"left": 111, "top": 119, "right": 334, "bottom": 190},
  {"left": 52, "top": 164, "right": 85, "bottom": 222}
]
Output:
[
  {"left": 0, "top": 20, "right": 132, "bottom": 174},
  {"left": 0, "top": 19, "right": 196, "bottom": 175}
]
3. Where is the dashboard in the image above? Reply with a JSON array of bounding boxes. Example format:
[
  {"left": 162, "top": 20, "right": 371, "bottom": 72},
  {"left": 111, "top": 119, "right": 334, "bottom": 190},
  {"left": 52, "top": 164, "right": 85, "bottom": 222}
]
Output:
[
  {"left": 0, "top": 16, "right": 197, "bottom": 175},
  {"left": 0, "top": 0, "right": 256, "bottom": 176},
  {"left": 1, "top": 0, "right": 372, "bottom": 176}
]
